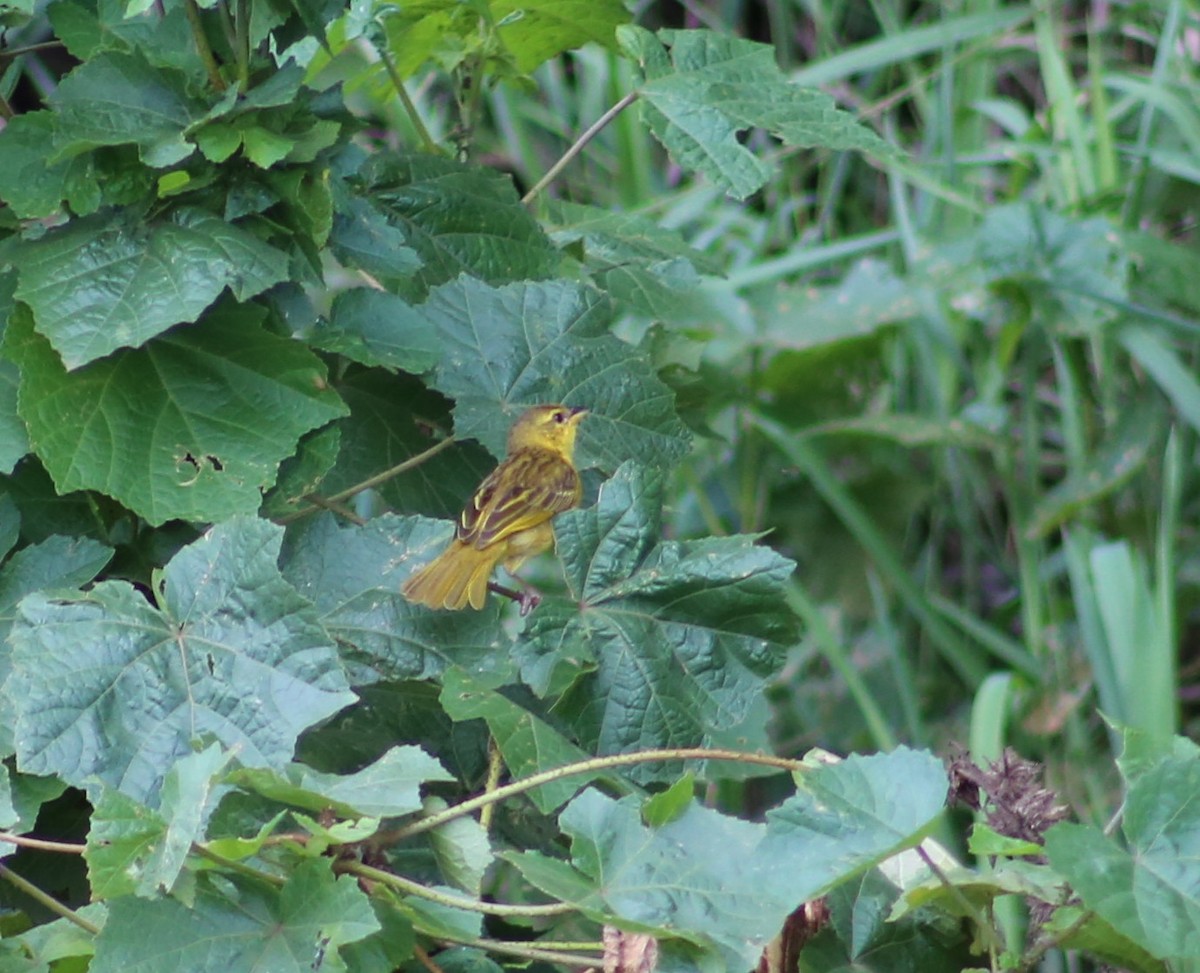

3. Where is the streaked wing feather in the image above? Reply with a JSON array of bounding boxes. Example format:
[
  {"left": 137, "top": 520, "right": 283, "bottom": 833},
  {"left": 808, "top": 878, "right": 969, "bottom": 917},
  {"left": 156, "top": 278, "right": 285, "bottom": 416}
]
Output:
[{"left": 458, "top": 449, "right": 580, "bottom": 548}]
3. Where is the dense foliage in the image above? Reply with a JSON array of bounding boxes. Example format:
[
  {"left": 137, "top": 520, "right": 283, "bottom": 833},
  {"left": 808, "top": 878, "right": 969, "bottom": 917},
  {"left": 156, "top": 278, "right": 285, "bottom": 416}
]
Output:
[{"left": 0, "top": 0, "right": 1198, "bottom": 971}]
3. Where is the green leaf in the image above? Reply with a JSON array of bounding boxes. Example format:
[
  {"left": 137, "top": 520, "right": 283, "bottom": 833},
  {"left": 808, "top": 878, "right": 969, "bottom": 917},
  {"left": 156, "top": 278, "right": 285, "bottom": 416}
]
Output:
[
  {"left": 424, "top": 276, "right": 692, "bottom": 471},
  {"left": 89, "top": 861, "right": 380, "bottom": 973},
  {"left": 424, "top": 795, "right": 493, "bottom": 895},
  {"left": 48, "top": 51, "right": 205, "bottom": 166},
  {"left": 280, "top": 514, "right": 508, "bottom": 685},
  {"left": 229, "top": 745, "right": 452, "bottom": 818},
  {"left": 490, "top": 0, "right": 628, "bottom": 71},
  {"left": 312, "top": 288, "right": 440, "bottom": 373},
  {"left": 0, "top": 112, "right": 100, "bottom": 219},
  {"left": 321, "top": 371, "right": 494, "bottom": 521},
  {"left": 619, "top": 27, "right": 893, "bottom": 199},
  {"left": 516, "top": 463, "right": 797, "bottom": 774},
  {"left": 338, "top": 155, "right": 558, "bottom": 298},
  {"left": 87, "top": 745, "right": 232, "bottom": 899},
  {"left": 7, "top": 517, "right": 355, "bottom": 802},
  {"left": 12, "top": 208, "right": 290, "bottom": 368},
  {"left": 1043, "top": 906, "right": 1168, "bottom": 973},
  {"left": 0, "top": 765, "right": 16, "bottom": 829},
  {"left": 6, "top": 304, "right": 347, "bottom": 525},
  {"left": 512, "top": 749, "right": 946, "bottom": 970},
  {"left": 439, "top": 668, "right": 600, "bottom": 813},
  {"left": 1045, "top": 747, "right": 1200, "bottom": 964},
  {"left": 328, "top": 184, "right": 423, "bottom": 286}
]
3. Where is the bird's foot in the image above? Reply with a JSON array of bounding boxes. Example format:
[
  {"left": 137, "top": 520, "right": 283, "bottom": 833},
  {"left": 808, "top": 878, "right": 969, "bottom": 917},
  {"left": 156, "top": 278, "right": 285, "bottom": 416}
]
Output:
[{"left": 487, "top": 580, "right": 542, "bottom": 616}]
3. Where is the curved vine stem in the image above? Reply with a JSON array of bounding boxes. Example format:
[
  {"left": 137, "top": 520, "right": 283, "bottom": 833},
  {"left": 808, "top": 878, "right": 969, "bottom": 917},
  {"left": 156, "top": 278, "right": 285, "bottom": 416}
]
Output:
[
  {"left": 521, "top": 90, "right": 640, "bottom": 205},
  {"left": 382, "top": 747, "right": 805, "bottom": 843},
  {"left": 183, "top": 0, "right": 227, "bottom": 92},
  {"left": 437, "top": 933, "right": 601, "bottom": 968},
  {"left": 338, "top": 861, "right": 575, "bottom": 917},
  {"left": 0, "top": 863, "right": 100, "bottom": 935},
  {"left": 378, "top": 45, "right": 441, "bottom": 155}
]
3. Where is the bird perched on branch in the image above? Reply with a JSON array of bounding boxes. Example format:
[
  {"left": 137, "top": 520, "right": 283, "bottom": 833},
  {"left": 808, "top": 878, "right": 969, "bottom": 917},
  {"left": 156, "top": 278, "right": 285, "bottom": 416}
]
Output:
[{"left": 401, "top": 404, "right": 588, "bottom": 613}]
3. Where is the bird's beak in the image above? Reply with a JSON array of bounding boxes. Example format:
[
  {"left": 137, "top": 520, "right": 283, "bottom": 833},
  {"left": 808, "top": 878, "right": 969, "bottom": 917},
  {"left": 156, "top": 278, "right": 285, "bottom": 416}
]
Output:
[{"left": 568, "top": 406, "right": 589, "bottom": 421}]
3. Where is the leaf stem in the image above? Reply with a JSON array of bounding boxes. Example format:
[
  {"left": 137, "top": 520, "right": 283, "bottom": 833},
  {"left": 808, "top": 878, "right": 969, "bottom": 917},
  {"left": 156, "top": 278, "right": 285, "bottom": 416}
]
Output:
[
  {"left": 522, "top": 90, "right": 640, "bottom": 205},
  {"left": 0, "top": 863, "right": 100, "bottom": 934},
  {"left": 338, "top": 861, "right": 575, "bottom": 916},
  {"left": 183, "top": 0, "right": 227, "bottom": 92},
  {"left": 377, "top": 44, "right": 440, "bottom": 155},
  {"left": 438, "top": 934, "right": 601, "bottom": 967},
  {"left": 383, "top": 747, "right": 803, "bottom": 842},
  {"left": 191, "top": 843, "right": 286, "bottom": 887},
  {"left": 0, "top": 832, "right": 86, "bottom": 854},
  {"left": 478, "top": 736, "right": 504, "bottom": 833},
  {"left": 235, "top": 0, "right": 250, "bottom": 93},
  {"left": 275, "top": 436, "right": 457, "bottom": 524}
]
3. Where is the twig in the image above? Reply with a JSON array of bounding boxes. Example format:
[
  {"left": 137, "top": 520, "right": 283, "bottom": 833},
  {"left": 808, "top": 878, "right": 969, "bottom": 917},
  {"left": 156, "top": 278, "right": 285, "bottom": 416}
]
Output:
[
  {"left": 377, "top": 45, "right": 440, "bottom": 155},
  {"left": 275, "top": 436, "right": 456, "bottom": 524},
  {"left": 183, "top": 0, "right": 227, "bottom": 91},
  {"left": 439, "top": 934, "right": 601, "bottom": 967},
  {"left": 191, "top": 843, "right": 286, "bottom": 887},
  {"left": 0, "top": 832, "right": 86, "bottom": 854},
  {"left": 336, "top": 861, "right": 575, "bottom": 916},
  {"left": 0, "top": 863, "right": 100, "bottom": 935},
  {"left": 522, "top": 91, "right": 640, "bottom": 205},
  {"left": 478, "top": 736, "right": 505, "bottom": 833},
  {"left": 381, "top": 747, "right": 804, "bottom": 843}
]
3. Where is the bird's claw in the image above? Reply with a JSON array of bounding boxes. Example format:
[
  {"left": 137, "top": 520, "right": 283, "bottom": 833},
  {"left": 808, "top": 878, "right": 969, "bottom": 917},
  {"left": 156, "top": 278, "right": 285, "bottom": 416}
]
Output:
[{"left": 518, "top": 589, "right": 542, "bottom": 616}]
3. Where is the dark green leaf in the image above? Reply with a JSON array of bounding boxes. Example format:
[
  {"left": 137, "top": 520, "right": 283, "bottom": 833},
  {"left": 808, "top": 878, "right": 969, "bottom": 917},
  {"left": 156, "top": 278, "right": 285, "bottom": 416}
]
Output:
[
  {"left": 89, "top": 861, "right": 380, "bottom": 973},
  {"left": 0, "top": 112, "right": 100, "bottom": 219},
  {"left": 425, "top": 276, "right": 691, "bottom": 471},
  {"left": 280, "top": 513, "right": 508, "bottom": 685},
  {"left": 490, "top": 0, "right": 628, "bottom": 71},
  {"left": 7, "top": 517, "right": 356, "bottom": 802},
  {"left": 13, "top": 208, "right": 289, "bottom": 368},
  {"left": 342, "top": 155, "right": 558, "bottom": 298},
  {"left": 48, "top": 51, "right": 205, "bottom": 167},
  {"left": 439, "top": 668, "right": 601, "bottom": 813},
  {"left": 6, "top": 304, "right": 347, "bottom": 525},
  {"left": 516, "top": 464, "right": 796, "bottom": 774},
  {"left": 322, "top": 370, "right": 494, "bottom": 521},
  {"left": 313, "top": 288, "right": 440, "bottom": 373},
  {"left": 328, "top": 186, "right": 423, "bottom": 287}
]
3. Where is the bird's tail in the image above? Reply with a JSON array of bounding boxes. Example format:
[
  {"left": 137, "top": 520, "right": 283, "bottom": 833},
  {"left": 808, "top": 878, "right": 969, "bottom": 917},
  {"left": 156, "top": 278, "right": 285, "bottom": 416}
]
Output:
[{"left": 401, "top": 541, "right": 500, "bottom": 610}]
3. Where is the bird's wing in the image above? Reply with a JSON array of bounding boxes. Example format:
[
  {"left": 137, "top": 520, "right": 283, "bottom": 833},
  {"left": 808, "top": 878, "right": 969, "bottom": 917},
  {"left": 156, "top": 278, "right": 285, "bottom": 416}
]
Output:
[{"left": 458, "top": 449, "right": 581, "bottom": 549}]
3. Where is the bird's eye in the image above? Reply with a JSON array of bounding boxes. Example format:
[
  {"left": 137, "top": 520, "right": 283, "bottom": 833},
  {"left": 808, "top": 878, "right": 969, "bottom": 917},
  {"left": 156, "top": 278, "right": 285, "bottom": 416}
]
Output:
[{"left": 552, "top": 410, "right": 566, "bottom": 423}]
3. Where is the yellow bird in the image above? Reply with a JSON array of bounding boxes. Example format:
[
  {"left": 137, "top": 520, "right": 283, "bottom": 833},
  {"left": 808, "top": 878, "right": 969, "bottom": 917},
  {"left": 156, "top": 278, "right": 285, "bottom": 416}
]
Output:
[{"left": 401, "top": 404, "right": 588, "bottom": 612}]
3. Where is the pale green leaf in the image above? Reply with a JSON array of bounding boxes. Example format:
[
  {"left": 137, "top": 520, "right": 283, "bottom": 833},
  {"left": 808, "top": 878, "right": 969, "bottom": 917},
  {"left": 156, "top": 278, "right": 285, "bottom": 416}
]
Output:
[{"left": 8, "top": 517, "right": 356, "bottom": 802}]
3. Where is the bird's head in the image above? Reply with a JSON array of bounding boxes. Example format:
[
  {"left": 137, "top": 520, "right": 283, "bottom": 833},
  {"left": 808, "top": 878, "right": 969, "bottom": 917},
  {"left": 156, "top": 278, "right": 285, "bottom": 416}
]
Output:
[{"left": 506, "top": 404, "right": 589, "bottom": 456}]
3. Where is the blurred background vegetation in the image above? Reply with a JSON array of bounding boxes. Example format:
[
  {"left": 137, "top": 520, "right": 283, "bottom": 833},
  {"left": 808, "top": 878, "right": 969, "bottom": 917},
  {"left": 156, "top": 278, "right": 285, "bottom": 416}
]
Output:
[{"left": 445, "top": 0, "right": 1200, "bottom": 826}]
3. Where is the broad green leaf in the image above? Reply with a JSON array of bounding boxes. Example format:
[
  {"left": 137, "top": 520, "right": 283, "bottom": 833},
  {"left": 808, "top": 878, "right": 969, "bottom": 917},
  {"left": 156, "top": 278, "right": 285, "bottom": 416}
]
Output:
[
  {"left": 0, "top": 904, "right": 104, "bottom": 969},
  {"left": 0, "top": 360, "right": 29, "bottom": 474},
  {"left": 322, "top": 370, "right": 494, "bottom": 521},
  {"left": 1043, "top": 906, "right": 1168, "bottom": 973},
  {"left": 424, "top": 276, "right": 692, "bottom": 471},
  {"left": 229, "top": 745, "right": 452, "bottom": 818},
  {"left": 48, "top": 51, "right": 205, "bottom": 166},
  {"left": 511, "top": 749, "right": 946, "bottom": 969},
  {"left": 1045, "top": 747, "right": 1200, "bottom": 964},
  {"left": 424, "top": 795, "right": 492, "bottom": 895},
  {"left": 328, "top": 184, "right": 423, "bottom": 286},
  {"left": 8, "top": 517, "right": 356, "bottom": 802},
  {"left": 47, "top": 0, "right": 207, "bottom": 76},
  {"left": 6, "top": 305, "right": 347, "bottom": 525},
  {"left": 86, "top": 787, "right": 171, "bottom": 898},
  {"left": 0, "top": 534, "right": 113, "bottom": 644},
  {"left": 440, "top": 668, "right": 601, "bottom": 813},
  {"left": 13, "top": 208, "right": 289, "bottom": 368},
  {"left": 338, "top": 155, "right": 558, "bottom": 298},
  {"left": 312, "top": 288, "right": 440, "bottom": 373},
  {"left": 89, "top": 861, "right": 380, "bottom": 973},
  {"left": 260, "top": 424, "right": 342, "bottom": 518},
  {"left": 0, "top": 534, "right": 113, "bottom": 753},
  {"left": 515, "top": 464, "right": 797, "bottom": 775},
  {"left": 280, "top": 514, "right": 507, "bottom": 684},
  {"left": 490, "top": 0, "right": 628, "bottom": 72},
  {"left": 619, "top": 27, "right": 892, "bottom": 199},
  {"left": 340, "top": 901, "right": 416, "bottom": 973},
  {"left": 0, "top": 112, "right": 100, "bottom": 219}
]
